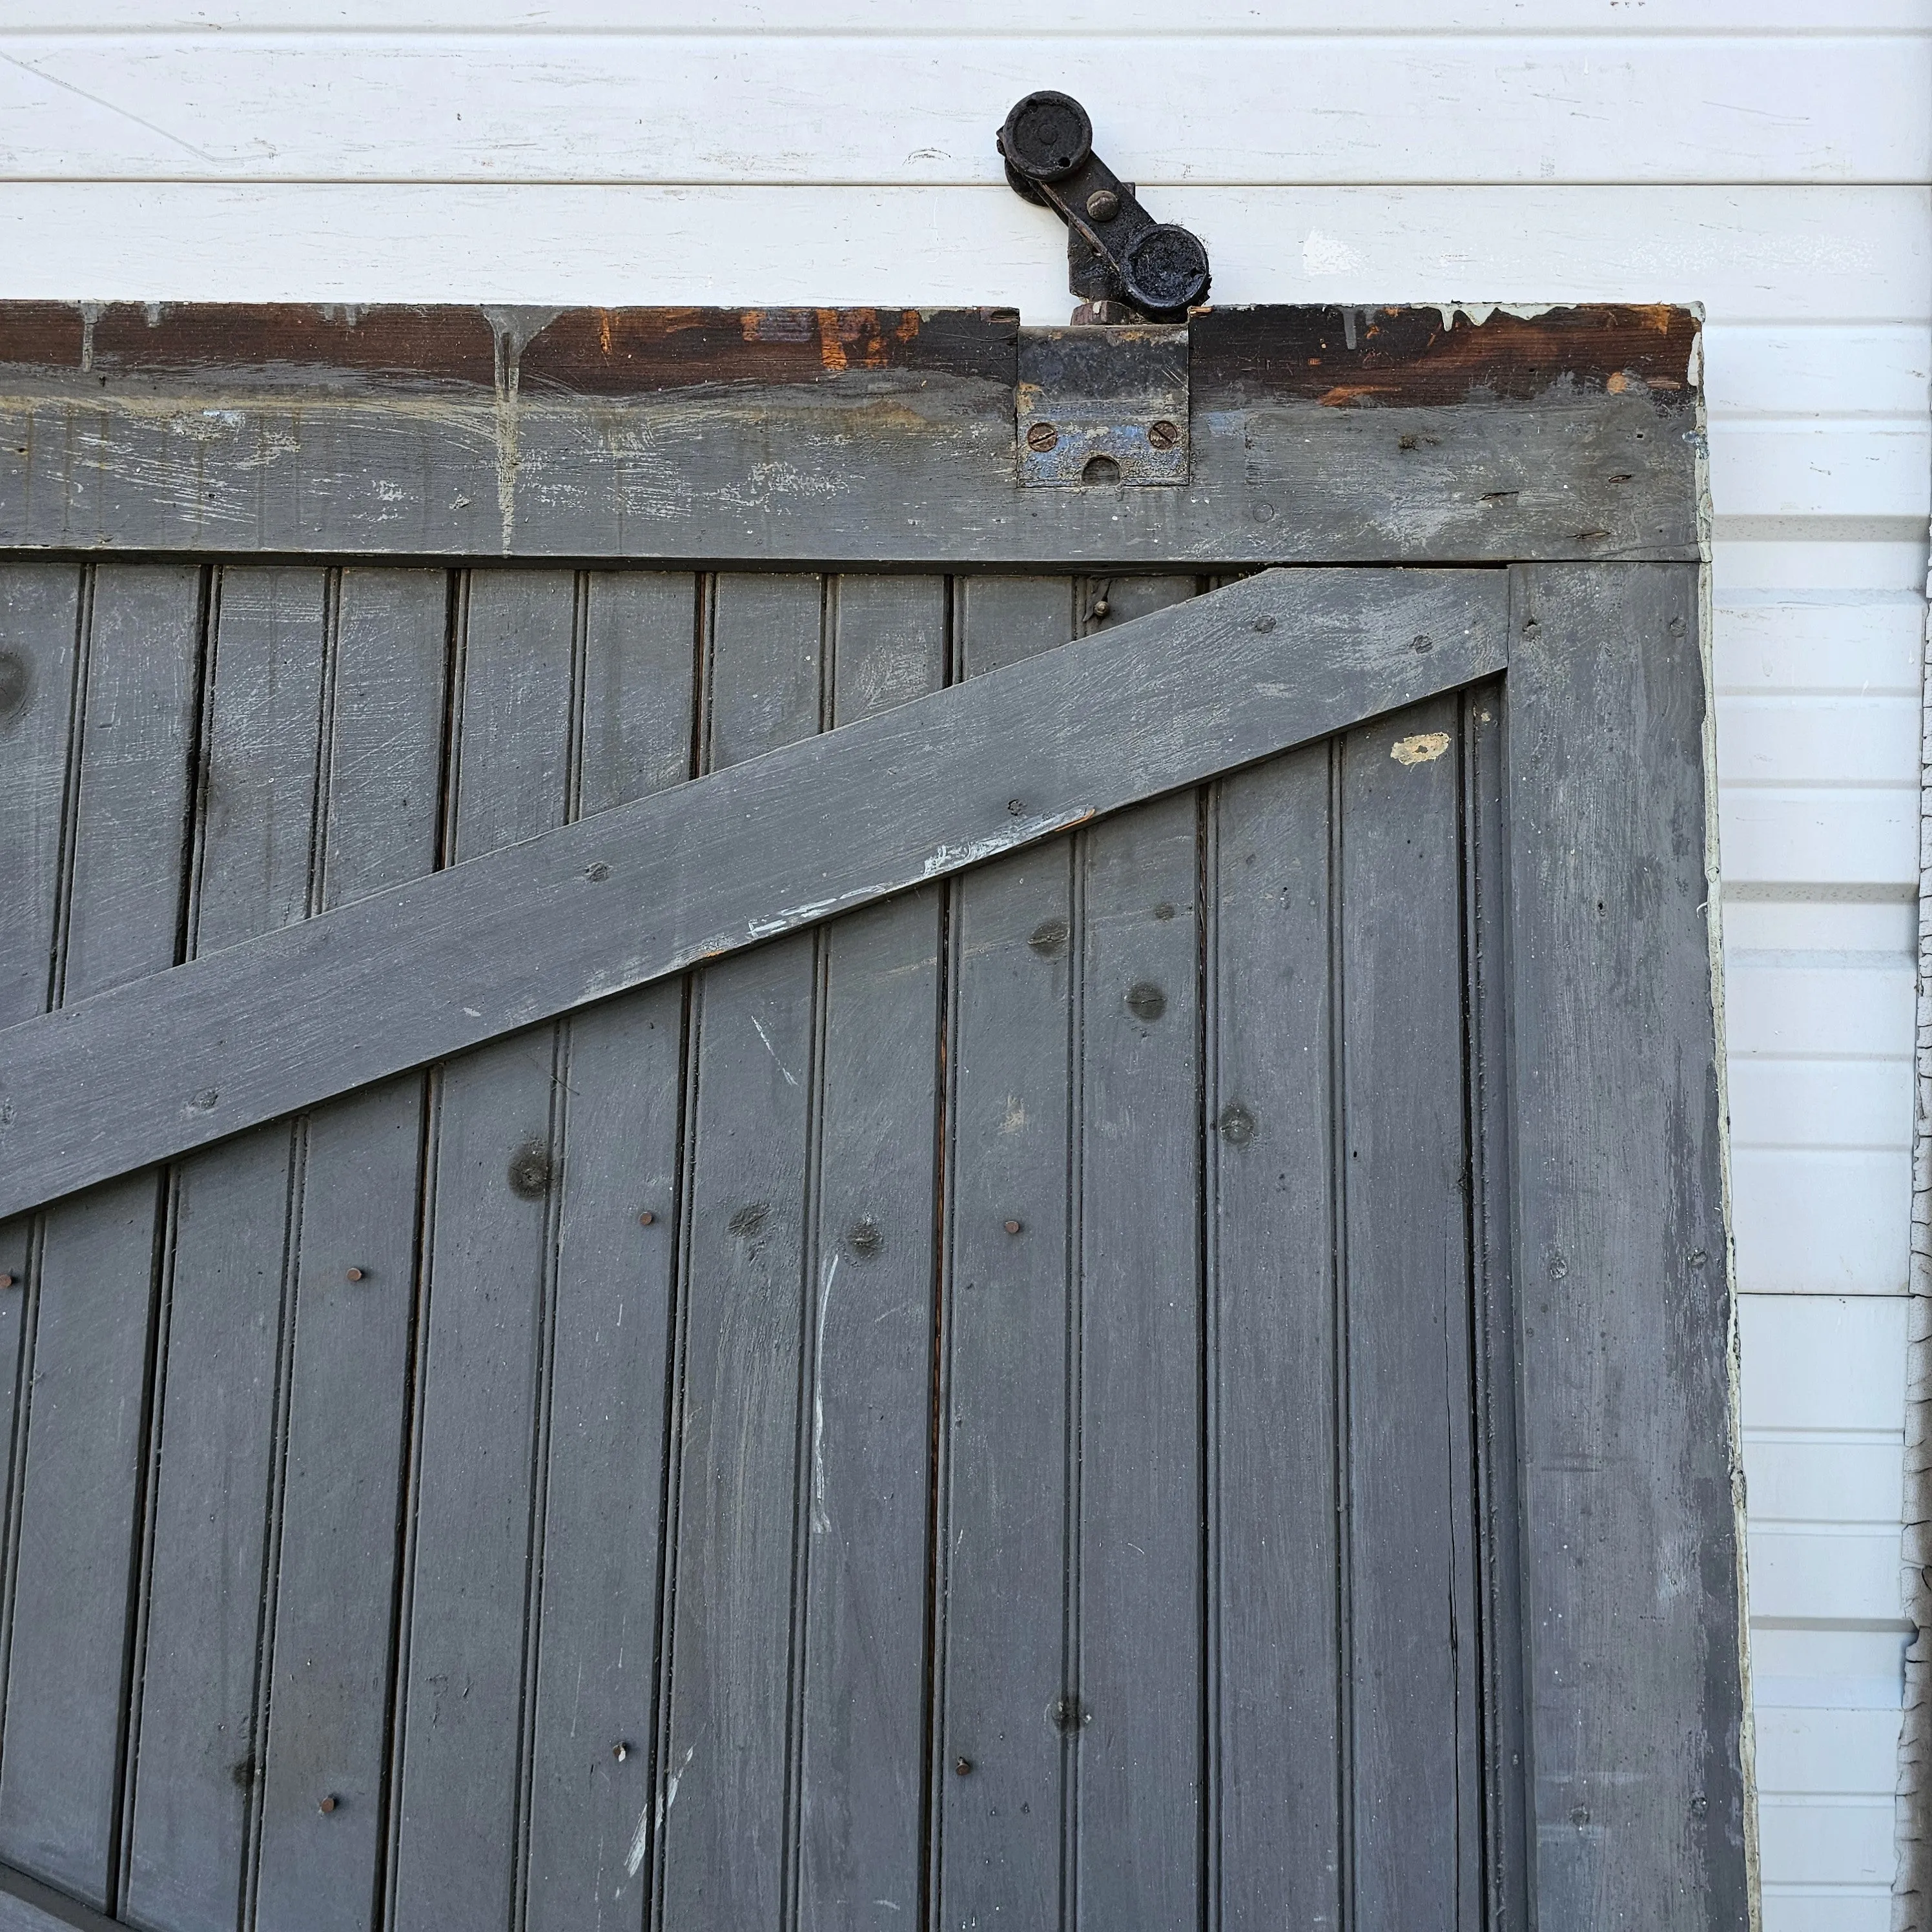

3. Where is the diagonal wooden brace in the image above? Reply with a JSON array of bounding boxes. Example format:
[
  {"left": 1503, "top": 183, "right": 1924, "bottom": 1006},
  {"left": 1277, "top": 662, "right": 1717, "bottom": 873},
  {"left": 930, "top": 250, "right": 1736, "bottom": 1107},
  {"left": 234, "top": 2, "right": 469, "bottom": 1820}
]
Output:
[{"left": 0, "top": 567, "right": 1508, "bottom": 1220}]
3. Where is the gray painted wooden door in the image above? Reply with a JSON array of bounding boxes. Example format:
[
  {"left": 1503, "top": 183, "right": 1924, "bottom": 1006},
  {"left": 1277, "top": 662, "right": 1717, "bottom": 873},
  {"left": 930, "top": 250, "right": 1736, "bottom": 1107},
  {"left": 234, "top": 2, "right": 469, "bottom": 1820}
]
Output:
[{"left": 0, "top": 303, "right": 1748, "bottom": 1932}]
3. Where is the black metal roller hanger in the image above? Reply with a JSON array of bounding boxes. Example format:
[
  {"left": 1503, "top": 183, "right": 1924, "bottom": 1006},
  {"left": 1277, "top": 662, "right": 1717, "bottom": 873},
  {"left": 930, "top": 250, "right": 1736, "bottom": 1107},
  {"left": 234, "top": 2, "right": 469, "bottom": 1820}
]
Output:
[{"left": 997, "top": 90, "right": 1211, "bottom": 322}]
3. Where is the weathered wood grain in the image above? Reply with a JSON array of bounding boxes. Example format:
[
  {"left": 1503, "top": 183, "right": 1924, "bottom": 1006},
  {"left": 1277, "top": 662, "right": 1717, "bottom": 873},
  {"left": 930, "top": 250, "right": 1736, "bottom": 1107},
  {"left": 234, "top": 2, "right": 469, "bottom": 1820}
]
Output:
[
  {"left": 657, "top": 571, "right": 825, "bottom": 1930},
  {"left": 1206, "top": 734, "right": 1344, "bottom": 1927},
  {"left": 1337, "top": 692, "right": 1479, "bottom": 1928},
  {"left": 935, "top": 574, "right": 1082, "bottom": 1931},
  {"left": 123, "top": 565, "right": 330, "bottom": 1932},
  {"left": 0, "top": 566, "right": 202, "bottom": 1911},
  {"left": 0, "top": 1855, "right": 118, "bottom": 1932},
  {"left": 1069, "top": 576, "right": 1204, "bottom": 1932},
  {"left": 522, "top": 571, "right": 695, "bottom": 1931},
  {"left": 794, "top": 574, "right": 947, "bottom": 1929},
  {"left": 0, "top": 565, "right": 81, "bottom": 1849},
  {"left": 251, "top": 568, "right": 448, "bottom": 1932},
  {"left": 0, "top": 567, "right": 1511, "bottom": 1220},
  {"left": 0, "top": 306, "right": 1698, "bottom": 566},
  {"left": 1505, "top": 563, "right": 1748, "bottom": 1931},
  {"left": 386, "top": 570, "right": 577, "bottom": 1932}
]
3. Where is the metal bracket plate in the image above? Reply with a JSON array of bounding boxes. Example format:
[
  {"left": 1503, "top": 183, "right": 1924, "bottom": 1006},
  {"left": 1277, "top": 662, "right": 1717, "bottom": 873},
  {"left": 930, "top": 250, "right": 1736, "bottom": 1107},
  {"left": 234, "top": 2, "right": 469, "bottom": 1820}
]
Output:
[{"left": 1016, "top": 325, "right": 1189, "bottom": 488}]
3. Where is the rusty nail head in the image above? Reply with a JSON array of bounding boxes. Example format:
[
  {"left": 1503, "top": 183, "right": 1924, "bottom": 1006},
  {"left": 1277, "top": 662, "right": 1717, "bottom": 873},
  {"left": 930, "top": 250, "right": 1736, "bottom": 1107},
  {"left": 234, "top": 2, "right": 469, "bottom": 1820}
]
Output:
[
  {"left": 1025, "top": 421, "right": 1058, "bottom": 453},
  {"left": 1085, "top": 189, "right": 1120, "bottom": 221},
  {"left": 639, "top": 1210, "right": 655, "bottom": 1226},
  {"left": 0, "top": 1274, "right": 14, "bottom": 1291},
  {"left": 1003, "top": 1219, "right": 1023, "bottom": 1236},
  {"left": 1091, "top": 598, "right": 1110, "bottom": 618},
  {"left": 1147, "top": 419, "right": 1180, "bottom": 450},
  {"left": 954, "top": 1756, "right": 974, "bottom": 1776},
  {"left": 345, "top": 1267, "right": 365, "bottom": 1282},
  {"left": 319, "top": 1794, "right": 338, "bottom": 1814},
  {"left": 613, "top": 1741, "right": 630, "bottom": 1762}
]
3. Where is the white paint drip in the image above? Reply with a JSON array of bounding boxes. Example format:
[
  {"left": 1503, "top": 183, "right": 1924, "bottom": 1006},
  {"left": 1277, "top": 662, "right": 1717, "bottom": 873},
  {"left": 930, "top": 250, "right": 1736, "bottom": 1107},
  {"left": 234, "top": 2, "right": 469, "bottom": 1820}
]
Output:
[
  {"left": 750, "top": 1013, "right": 799, "bottom": 1087},
  {"left": 481, "top": 305, "right": 562, "bottom": 557},
  {"left": 811, "top": 1255, "right": 839, "bottom": 1535}
]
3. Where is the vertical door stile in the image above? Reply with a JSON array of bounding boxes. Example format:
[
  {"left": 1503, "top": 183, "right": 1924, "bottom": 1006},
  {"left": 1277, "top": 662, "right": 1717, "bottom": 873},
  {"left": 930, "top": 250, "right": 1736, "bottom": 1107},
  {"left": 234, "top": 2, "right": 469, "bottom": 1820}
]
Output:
[
  {"left": 934, "top": 575, "right": 1081, "bottom": 1932},
  {"left": 1338, "top": 694, "right": 1481, "bottom": 1931},
  {"left": 656, "top": 572, "right": 827, "bottom": 1932},
  {"left": 0, "top": 564, "right": 205, "bottom": 1913},
  {"left": 251, "top": 568, "right": 451, "bottom": 1932},
  {"left": 793, "top": 575, "right": 948, "bottom": 1931},
  {"left": 522, "top": 571, "right": 697, "bottom": 1932},
  {"left": 1068, "top": 576, "right": 1206, "bottom": 1932},
  {"left": 1205, "top": 726, "right": 1343, "bottom": 1931},
  {"left": 0, "top": 562, "right": 84, "bottom": 1758},
  {"left": 387, "top": 569, "right": 580, "bottom": 1932},
  {"left": 123, "top": 565, "right": 334, "bottom": 1932}
]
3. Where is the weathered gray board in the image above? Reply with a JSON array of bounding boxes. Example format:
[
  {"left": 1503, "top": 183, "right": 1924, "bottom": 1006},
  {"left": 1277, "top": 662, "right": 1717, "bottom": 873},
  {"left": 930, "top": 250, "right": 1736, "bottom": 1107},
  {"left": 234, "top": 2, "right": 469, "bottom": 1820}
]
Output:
[
  {"left": 0, "top": 304, "right": 1701, "bottom": 566},
  {"left": 0, "top": 305, "right": 1746, "bottom": 1932}
]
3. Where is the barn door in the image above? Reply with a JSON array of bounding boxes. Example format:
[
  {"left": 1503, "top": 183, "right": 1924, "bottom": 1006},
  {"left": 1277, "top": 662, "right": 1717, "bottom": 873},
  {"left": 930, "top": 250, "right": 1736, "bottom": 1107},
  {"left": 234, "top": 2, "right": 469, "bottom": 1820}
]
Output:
[{"left": 0, "top": 305, "right": 1748, "bottom": 1932}]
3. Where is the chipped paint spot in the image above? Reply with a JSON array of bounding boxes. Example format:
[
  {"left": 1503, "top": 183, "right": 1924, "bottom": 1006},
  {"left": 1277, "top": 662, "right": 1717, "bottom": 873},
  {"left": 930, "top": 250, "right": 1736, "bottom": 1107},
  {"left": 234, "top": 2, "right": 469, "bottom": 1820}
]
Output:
[
  {"left": 749, "top": 1014, "right": 799, "bottom": 1089},
  {"left": 1391, "top": 732, "right": 1452, "bottom": 767},
  {"left": 1302, "top": 229, "right": 1363, "bottom": 276},
  {"left": 811, "top": 1255, "right": 839, "bottom": 1535},
  {"left": 922, "top": 808, "right": 1093, "bottom": 878},
  {"left": 1001, "top": 1097, "right": 1028, "bottom": 1135}
]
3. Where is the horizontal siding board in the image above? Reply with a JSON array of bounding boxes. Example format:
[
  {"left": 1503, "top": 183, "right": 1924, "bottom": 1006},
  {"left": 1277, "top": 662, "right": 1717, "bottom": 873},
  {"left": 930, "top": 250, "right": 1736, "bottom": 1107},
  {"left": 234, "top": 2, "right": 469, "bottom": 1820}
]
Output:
[
  {"left": 1711, "top": 600, "right": 1924, "bottom": 694},
  {"left": 1708, "top": 423, "right": 1932, "bottom": 520},
  {"left": 0, "top": 185, "right": 1922, "bottom": 324},
  {"left": 1756, "top": 1709, "right": 1909, "bottom": 1794},
  {"left": 1715, "top": 694, "right": 1920, "bottom": 785},
  {"left": 0, "top": 34, "right": 1924, "bottom": 184},
  {"left": 1743, "top": 1441, "right": 1906, "bottom": 1525},
  {"left": 1716, "top": 788, "right": 1917, "bottom": 885},
  {"left": 1723, "top": 1057, "right": 1910, "bottom": 1150},
  {"left": 1755, "top": 1798, "right": 1897, "bottom": 1886},
  {"left": 1723, "top": 960, "right": 1916, "bottom": 1060},
  {"left": 1701, "top": 324, "right": 1931, "bottom": 418},
  {"left": 1747, "top": 1527, "right": 1907, "bottom": 1624},
  {"left": 1731, "top": 1149, "right": 1911, "bottom": 1293},
  {"left": 1739, "top": 1294, "right": 1909, "bottom": 1430}
]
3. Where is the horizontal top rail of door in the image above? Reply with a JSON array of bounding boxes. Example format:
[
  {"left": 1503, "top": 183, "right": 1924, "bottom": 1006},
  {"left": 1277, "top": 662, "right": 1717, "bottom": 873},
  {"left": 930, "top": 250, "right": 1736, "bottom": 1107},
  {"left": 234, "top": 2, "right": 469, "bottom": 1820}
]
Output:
[
  {"left": 0, "top": 302, "right": 1700, "bottom": 566},
  {"left": 0, "top": 566, "right": 1508, "bottom": 1218}
]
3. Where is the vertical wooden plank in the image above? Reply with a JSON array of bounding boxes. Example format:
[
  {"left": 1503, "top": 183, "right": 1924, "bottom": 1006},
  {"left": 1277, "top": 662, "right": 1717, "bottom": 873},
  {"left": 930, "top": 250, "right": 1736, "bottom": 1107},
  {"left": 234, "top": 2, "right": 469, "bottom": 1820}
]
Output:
[
  {"left": 1506, "top": 564, "right": 1747, "bottom": 1931},
  {"left": 0, "top": 564, "right": 81, "bottom": 1746},
  {"left": 934, "top": 575, "right": 1078, "bottom": 1932},
  {"left": 123, "top": 566, "right": 331, "bottom": 1932},
  {"left": 522, "top": 573, "right": 696, "bottom": 1932},
  {"left": 1206, "top": 737, "right": 1343, "bottom": 1931},
  {"left": 387, "top": 570, "right": 577, "bottom": 1932},
  {"left": 795, "top": 574, "right": 946, "bottom": 1930},
  {"left": 1338, "top": 692, "right": 1477, "bottom": 1930},
  {"left": 656, "top": 572, "right": 823, "bottom": 1932},
  {"left": 1069, "top": 577, "right": 1203, "bottom": 1932},
  {"left": 251, "top": 568, "right": 449, "bottom": 1932},
  {"left": 1463, "top": 681, "right": 1533, "bottom": 1932},
  {"left": 0, "top": 565, "right": 203, "bottom": 1909}
]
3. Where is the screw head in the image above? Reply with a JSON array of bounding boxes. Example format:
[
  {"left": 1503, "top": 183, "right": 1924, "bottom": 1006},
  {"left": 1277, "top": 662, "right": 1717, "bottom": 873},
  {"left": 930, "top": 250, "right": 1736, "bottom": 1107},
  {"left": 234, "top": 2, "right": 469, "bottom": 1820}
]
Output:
[
  {"left": 345, "top": 1267, "right": 365, "bottom": 1282},
  {"left": 1025, "top": 420, "right": 1059, "bottom": 453},
  {"left": 318, "top": 1794, "right": 338, "bottom": 1814},
  {"left": 1003, "top": 1220, "right": 1023, "bottom": 1236},
  {"left": 1085, "top": 189, "right": 1120, "bottom": 222},
  {"left": 639, "top": 1211, "right": 655, "bottom": 1226},
  {"left": 1147, "top": 419, "right": 1180, "bottom": 451},
  {"left": 954, "top": 1756, "right": 974, "bottom": 1776},
  {"left": 0, "top": 1273, "right": 14, "bottom": 1291},
  {"left": 1090, "top": 597, "right": 1110, "bottom": 619}
]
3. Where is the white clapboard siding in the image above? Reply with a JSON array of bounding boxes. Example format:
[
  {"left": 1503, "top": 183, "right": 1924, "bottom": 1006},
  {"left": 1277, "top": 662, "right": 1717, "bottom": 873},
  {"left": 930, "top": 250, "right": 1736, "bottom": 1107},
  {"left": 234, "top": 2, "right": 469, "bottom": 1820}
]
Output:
[
  {"left": 0, "top": 33, "right": 1923, "bottom": 184},
  {"left": 6, "top": 3, "right": 1929, "bottom": 30},
  {"left": 1743, "top": 1295, "right": 1913, "bottom": 1926},
  {"left": 1, "top": 12, "right": 1923, "bottom": 1924},
  {"left": 0, "top": 183, "right": 1926, "bottom": 320}
]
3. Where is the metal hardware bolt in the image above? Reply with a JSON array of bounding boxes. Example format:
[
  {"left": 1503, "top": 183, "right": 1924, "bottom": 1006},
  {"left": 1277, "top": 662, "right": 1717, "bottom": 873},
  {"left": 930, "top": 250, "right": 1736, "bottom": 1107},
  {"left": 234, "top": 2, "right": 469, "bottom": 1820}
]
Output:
[
  {"left": 319, "top": 1794, "right": 338, "bottom": 1814},
  {"left": 613, "top": 1742, "right": 631, "bottom": 1762},
  {"left": 1147, "top": 419, "right": 1180, "bottom": 451},
  {"left": 0, "top": 1274, "right": 14, "bottom": 1291},
  {"left": 1025, "top": 421, "right": 1059, "bottom": 453},
  {"left": 1091, "top": 598, "right": 1110, "bottom": 619},
  {"left": 1003, "top": 1220, "right": 1023, "bottom": 1236},
  {"left": 639, "top": 1211, "right": 655, "bottom": 1226},
  {"left": 954, "top": 1757, "right": 974, "bottom": 1776},
  {"left": 345, "top": 1267, "right": 365, "bottom": 1282},
  {"left": 1085, "top": 189, "right": 1120, "bottom": 221}
]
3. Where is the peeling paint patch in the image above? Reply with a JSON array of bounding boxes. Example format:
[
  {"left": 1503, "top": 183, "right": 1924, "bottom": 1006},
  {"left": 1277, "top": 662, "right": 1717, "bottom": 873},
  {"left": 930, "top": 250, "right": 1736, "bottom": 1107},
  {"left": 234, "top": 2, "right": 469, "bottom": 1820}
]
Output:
[{"left": 1391, "top": 731, "right": 1452, "bottom": 766}]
